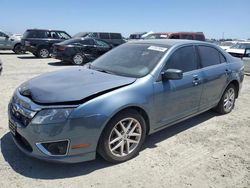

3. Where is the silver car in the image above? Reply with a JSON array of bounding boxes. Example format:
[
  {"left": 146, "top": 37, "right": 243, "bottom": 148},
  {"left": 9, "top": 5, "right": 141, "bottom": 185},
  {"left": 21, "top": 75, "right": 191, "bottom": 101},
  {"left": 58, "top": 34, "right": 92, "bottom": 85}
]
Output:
[
  {"left": 242, "top": 48, "right": 250, "bottom": 74},
  {"left": 0, "top": 30, "right": 24, "bottom": 54}
]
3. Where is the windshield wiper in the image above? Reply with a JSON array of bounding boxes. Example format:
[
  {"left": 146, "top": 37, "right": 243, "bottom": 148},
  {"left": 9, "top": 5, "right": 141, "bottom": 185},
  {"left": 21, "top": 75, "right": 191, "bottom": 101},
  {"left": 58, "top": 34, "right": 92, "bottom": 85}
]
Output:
[
  {"left": 89, "top": 64, "right": 117, "bottom": 75},
  {"left": 95, "top": 68, "right": 116, "bottom": 75}
]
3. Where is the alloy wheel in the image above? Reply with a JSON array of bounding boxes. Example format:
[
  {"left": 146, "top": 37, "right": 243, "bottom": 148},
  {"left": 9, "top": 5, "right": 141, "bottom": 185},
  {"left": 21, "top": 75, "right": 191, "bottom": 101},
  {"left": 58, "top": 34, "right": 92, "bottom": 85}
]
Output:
[
  {"left": 108, "top": 118, "right": 142, "bottom": 157},
  {"left": 73, "top": 54, "right": 83, "bottom": 65},
  {"left": 39, "top": 49, "right": 49, "bottom": 58},
  {"left": 223, "top": 87, "right": 235, "bottom": 113}
]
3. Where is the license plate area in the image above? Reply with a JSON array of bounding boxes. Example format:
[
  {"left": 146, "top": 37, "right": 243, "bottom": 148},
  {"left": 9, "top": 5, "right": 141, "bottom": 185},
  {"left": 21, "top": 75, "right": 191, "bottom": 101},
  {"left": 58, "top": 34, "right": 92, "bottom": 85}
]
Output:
[{"left": 9, "top": 121, "right": 17, "bottom": 136}]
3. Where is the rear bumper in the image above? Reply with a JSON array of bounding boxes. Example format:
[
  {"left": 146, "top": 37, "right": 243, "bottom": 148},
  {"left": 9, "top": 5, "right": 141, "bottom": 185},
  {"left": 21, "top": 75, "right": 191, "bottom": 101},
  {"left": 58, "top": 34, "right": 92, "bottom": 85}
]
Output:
[
  {"left": 22, "top": 46, "right": 38, "bottom": 54},
  {"left": 51, "top": 52, "right": 72, "bottom": 62}
]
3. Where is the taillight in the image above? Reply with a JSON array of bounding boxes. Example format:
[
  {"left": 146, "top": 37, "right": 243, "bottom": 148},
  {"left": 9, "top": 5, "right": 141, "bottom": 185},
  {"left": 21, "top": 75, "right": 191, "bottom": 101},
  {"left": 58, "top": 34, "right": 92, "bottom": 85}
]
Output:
[{"left": 58, "top": 45, "right": 66, "bottom": 51}]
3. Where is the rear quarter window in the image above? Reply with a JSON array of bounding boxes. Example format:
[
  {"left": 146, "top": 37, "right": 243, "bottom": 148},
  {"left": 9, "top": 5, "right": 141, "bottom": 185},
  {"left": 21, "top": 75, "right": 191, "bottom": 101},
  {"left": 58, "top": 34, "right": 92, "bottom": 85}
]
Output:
[{"left": 198, "top": 46, "right": 221, "bottom": 67}]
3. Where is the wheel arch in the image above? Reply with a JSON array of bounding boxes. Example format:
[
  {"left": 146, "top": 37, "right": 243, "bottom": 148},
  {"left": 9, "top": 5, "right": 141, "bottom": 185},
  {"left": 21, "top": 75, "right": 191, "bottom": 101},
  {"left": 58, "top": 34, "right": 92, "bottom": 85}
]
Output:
[
  {"left": 228, "top": 80, "right": 239, "bottom": 98},
  {"left": 13, "top": 42, "right": 21, "bottom": 49},
  {"left": 113, "top": 106, "right": 151, "bottom": 135},
  {"left": 97, "top": 105, "right": 151, "bottom": 147}
]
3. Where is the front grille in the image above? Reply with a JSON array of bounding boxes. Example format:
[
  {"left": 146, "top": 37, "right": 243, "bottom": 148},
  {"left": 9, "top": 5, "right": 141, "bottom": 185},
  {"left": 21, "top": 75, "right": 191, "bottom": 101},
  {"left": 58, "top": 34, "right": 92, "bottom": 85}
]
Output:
[{"left": 9, "top": 103, "right": 32, "bottom": 127}]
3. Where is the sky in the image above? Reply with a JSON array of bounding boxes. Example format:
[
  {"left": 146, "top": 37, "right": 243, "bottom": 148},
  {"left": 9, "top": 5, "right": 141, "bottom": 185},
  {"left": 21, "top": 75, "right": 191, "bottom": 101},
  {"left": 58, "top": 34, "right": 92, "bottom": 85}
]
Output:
[{"left": 1, "top": 0, "right": 250, "bottom": 39}]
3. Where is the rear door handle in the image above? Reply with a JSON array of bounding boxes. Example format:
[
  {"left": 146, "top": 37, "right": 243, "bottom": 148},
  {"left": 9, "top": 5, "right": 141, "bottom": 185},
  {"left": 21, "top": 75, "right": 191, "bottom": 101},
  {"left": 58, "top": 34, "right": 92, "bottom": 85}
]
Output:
[
  {"left": 192, "top": 75, "right": 200, "bottom": 86},
  {"left": 225, "top": 69, "right": 232, "bottom": 74}
]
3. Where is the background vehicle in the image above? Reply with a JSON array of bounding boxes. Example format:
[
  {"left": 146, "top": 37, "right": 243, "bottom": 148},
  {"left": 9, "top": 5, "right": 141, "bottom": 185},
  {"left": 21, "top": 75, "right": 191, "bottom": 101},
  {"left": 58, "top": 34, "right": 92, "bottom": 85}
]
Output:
[
  {"left": 9, "top": 40, "right": 244, "bottom": 163},
  {"left": 242, "top": 48, "right": 250, "bottom": 74},
  {"left": 129, "top": 32, "right": 147, "bottom": 40},
  {"left": 219, "top": 41, "right": 238, "bottom": 50},
  {"left": 0, "top": 59, "right": 2, "bottom": 75},
  {"left": 21, "top": 29, "right": 71, "bottom": 58},
  {"left": 52, "top": 37, "right": 113, "bottom": 65},
  {"left": 0, "top": 30, "right": 24, "bottom": 54},
  {"left": 144, "top": 32, "right": 205, "bottom": 41},
  {"left": 226, "top": 42, "right": 250, "bottom": 58},
  {"left": 73, "top": 32, "right": 125, "bottom": 46}
]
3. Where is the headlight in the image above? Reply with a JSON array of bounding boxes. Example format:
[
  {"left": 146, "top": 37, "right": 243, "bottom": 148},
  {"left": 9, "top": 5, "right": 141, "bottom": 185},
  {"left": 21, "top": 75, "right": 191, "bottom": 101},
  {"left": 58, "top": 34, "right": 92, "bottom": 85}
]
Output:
[{"left": 31, "top": 108, "right": 74, "bottom": 124}]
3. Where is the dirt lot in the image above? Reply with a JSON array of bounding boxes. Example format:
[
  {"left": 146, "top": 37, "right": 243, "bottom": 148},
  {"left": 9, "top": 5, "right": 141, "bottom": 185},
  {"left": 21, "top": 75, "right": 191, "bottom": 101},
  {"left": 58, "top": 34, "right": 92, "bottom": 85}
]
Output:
[{"left": 0, "top": 51, "right": 249, "bottom": 188}]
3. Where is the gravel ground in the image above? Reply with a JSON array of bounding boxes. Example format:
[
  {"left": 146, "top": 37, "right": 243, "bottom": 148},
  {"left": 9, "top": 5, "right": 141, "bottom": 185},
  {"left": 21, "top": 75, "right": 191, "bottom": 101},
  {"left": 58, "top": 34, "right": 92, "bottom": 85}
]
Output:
[{"left": 0, "top": 51, "right": 250, "bottom": 188}]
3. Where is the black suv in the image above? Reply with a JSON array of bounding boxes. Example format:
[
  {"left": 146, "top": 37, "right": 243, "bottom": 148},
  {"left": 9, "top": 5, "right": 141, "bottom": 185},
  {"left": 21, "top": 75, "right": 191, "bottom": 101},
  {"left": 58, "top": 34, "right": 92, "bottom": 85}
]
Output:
[
  {"left": 21, "top": 29, "right": 71, "bottom": 58},
  {"left": 73, "top": 32, "right": 125, "bottom": 46}
]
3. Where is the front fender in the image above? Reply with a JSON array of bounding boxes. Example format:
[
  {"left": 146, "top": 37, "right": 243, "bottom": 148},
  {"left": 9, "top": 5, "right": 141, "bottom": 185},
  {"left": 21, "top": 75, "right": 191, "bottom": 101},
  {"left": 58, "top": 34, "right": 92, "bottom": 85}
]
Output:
[{"left": 69, "top": 76, "right": 154, "bottom": 148}]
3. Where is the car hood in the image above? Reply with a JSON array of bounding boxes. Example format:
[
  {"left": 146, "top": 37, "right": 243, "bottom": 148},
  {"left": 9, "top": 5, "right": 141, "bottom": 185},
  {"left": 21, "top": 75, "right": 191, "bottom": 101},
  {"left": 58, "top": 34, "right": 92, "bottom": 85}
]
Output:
[
  {"left": 226, "top": 48, "right": 245, "bottom": 54},
  {"left": 19, "top": 67, "right": 136, "bottom": 104}
]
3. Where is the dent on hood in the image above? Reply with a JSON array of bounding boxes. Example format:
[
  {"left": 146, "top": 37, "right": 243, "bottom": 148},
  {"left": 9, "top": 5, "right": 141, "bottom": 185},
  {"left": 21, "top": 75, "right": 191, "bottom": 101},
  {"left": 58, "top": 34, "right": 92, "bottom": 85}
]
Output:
[{"left": 20, "top": 84, "right": 131, "bottom": 106}]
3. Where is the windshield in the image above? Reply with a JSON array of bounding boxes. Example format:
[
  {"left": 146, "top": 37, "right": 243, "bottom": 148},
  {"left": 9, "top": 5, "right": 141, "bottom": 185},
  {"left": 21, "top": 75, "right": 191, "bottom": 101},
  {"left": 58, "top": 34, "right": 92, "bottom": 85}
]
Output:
[
  {"left": 230, "top": 43, "right": 250, "bottom": 49},
  {"left": 59, "top": 38, "right": 81, "bottom": 45},
  {"left": 73, "top": 32, "right": 90, "bottom": 38},
  {"left": 91, "top": 43, "right": 168, "bottom": 78},
  {"left": 220, "top": 41, "right": 233, "bottom": 46}
]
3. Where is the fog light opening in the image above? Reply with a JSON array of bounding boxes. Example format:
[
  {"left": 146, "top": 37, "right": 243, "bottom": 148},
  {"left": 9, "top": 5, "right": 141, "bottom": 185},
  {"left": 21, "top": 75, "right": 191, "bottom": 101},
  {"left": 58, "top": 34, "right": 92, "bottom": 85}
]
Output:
[{"left": 36, "top": 140, "right": 69, "bottom": 156}]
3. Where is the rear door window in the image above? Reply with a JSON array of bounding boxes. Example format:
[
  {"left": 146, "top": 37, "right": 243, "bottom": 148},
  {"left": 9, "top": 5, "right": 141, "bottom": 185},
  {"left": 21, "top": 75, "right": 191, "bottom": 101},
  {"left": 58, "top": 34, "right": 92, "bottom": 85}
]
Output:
[
  {"left": 95, "top": 40, "right": 110, "bottom": 47},
  {"left": 110, "top": 33, "right": 122, "bottom": 39},
  {"left": 80, "top": 39, "right": 95, "bottom": 45},
  {"left": 49, "top": 31, "right": 59, "bottom": 39},
  {"left": 56, "top": 31, "right": 71, "bottom": 40},
  {"left": 23, "top": 30, "right": 46, "bottom": 38},
  {"left": 165, "top": 46, "right": 198, "bottom": 72},
  {"left": 198, "top": 46, "right": 221, "bottom": 67},
  {"left": 99, "top": 33, "right": 110, "bottom": 39}
]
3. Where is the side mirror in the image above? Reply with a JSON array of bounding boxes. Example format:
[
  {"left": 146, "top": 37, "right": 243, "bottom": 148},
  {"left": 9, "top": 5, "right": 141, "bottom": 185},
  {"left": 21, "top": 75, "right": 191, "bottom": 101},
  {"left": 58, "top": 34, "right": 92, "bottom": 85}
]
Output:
[
  {"left": 161, "top": 69, "right": 183, "bottom": 81},
  {"left": 5, "top": 35, "right": 9, "bottom": 39}
]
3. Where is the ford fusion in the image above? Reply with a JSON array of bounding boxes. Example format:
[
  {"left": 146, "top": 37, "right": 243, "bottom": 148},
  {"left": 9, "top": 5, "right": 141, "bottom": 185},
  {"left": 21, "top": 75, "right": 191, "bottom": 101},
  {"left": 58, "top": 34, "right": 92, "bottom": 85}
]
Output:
[{"left": 8, "top": 40, "right": 244, "bottom": 163}]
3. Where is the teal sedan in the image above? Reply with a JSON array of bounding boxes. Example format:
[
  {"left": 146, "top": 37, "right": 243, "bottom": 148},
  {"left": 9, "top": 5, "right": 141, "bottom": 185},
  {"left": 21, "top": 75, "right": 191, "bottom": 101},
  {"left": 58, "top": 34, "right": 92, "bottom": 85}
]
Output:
[{"left": 8, "top": 40, "right": 244, "bottom": 163}]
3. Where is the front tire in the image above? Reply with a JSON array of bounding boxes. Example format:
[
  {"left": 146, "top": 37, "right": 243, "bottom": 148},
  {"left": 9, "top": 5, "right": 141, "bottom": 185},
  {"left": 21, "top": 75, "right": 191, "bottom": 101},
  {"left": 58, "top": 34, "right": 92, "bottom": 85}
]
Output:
[
  {"left": 98, "top": 110, "right": 146, "bottom": 163},
  {"left": 214, "top": 84, "right": 236, "bottom": 114},
  {"left": 37, "top": 48, "right": 50, "bottom": 58}
]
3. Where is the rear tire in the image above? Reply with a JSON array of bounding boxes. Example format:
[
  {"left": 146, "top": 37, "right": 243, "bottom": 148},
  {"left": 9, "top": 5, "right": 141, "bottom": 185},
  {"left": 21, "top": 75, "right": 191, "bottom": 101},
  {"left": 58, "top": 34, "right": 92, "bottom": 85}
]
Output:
[
  {"left": 214, "top": 84, "right": 236, "bottom": 114},
  {"left": 98, "top": 110, "right": 146, "bottom": 163},
  {"left": 72, "top": 53, "right": 86, "bottom": 65},
  {"left": 13, "top": 44, "right": 25, "bottom": 54}
]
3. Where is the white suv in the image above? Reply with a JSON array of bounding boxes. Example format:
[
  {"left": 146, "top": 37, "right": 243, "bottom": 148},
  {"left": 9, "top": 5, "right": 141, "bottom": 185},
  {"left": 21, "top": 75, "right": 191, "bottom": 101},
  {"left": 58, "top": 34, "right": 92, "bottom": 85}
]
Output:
[{"left": 0, "top": 30, "right": 24, "bottom": 54}]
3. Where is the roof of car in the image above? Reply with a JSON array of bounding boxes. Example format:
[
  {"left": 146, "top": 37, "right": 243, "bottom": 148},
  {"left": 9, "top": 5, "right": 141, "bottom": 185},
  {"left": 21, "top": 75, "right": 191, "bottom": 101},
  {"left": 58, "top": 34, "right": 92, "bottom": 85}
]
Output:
[
  {"left": 151, "top": 32, "right": 204, "bottom": 35},
  {"left": 26, "top": 29, "right": 67, "bottom": 32},
  {"left": 128, "top": 39, "right": 208, "bottom": 47}
]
